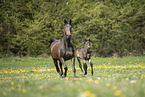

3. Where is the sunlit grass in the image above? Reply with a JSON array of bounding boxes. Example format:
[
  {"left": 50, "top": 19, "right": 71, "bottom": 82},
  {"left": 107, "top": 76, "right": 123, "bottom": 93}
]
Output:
[{"left": 0, "top": 57, "right": 145, "bottom": 97}]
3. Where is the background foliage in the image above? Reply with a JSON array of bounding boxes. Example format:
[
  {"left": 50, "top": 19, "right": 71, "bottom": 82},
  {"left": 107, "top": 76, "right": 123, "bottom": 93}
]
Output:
[{"left": 0, "top": 0, "right": 145, "bottom": 57}]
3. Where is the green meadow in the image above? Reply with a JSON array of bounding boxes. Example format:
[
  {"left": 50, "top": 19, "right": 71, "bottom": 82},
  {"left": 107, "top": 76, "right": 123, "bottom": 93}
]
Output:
[{"left": 0, "top": 57, "right": 145, "bottom": 97}]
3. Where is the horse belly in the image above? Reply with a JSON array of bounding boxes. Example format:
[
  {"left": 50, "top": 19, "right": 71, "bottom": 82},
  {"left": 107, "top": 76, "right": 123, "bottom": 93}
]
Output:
[
  {"left": 76, "top": 49, "right": 84, "bottom": 59},
  {"left": 50, "top": 42, "right": 61, "bottom": 59},
  {"left": 64, "top": 51, "right": 74, "bottom": 60}
]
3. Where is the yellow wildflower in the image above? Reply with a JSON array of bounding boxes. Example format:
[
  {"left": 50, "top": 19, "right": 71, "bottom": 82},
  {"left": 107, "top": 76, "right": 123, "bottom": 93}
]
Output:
[
  {"left": 39, "top": 85, "right": 43, "bottom": 89},
  {"left": 114, "top": 90, "right": 122, "bottom": 96},
  {"left": 113, "top": 86, "right": 117, "bottom": 90},
  {"left": 84, "top": 90, "right": 91, "bottom": 95},
  {"left": 76, "top": 81, "right": 79, "bottom": 83},
  {"left": 17, "top": 84, "right": 21, "bottom": 88},
  {"left": 89, "top": 93, "right": 96, "bottom": 97},
  {"left": 11, "top": 82, "right": 14, "bottom": 85},
  {"left": 125, "top": 78, "right": 129, "bottom": 81},
  {"left": 3, "top": 92, "right": 7, "bottom": 96},
  {"left": 87, "top": 79, "right": 92, "bottom": 82},
  {"left": 52, "top": 88, "right": 57, "bottom": 91},
  {"left": 82, "top": 90, "right": 96, "bottom": 97},
  {"left": 95, "top": 80, "right": 99, "bottom": 84},
  {"left": 11, "top": 87, "right": 14, "bottom": 90},
  {"left": 22, "top": 89, "right": 26, "bottom": 93},
  {"left": 106, "top": 83, "right": 110, "bottom": 86}
]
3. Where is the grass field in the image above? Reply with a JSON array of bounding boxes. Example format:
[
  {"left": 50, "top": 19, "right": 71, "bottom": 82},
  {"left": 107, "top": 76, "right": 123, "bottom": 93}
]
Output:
[{"left": 0, "top": 57, "right": 145, "bottom": 97}]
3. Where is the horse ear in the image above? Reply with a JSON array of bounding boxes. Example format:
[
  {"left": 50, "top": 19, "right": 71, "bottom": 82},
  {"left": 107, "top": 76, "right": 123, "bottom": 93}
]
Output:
[
  {"left": 68, "top": 19, "right": 71, "bottom": 24},
  {"left": 64, "top": 19, "right": 67, "bottom": 24}
]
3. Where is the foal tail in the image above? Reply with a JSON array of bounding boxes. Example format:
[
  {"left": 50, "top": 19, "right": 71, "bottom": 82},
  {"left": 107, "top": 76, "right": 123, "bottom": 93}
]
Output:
[{"left": 49, "top": 38, "right": 57, "bottom": 47}]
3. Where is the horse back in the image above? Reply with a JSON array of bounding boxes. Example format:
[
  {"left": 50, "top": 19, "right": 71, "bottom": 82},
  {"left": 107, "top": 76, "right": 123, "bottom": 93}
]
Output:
[
  {"left": 76, "top": 48, "right": 91, "bottom": 60},
  {"left": 76, "top": 48, "right": 84, "bottom": 59}
]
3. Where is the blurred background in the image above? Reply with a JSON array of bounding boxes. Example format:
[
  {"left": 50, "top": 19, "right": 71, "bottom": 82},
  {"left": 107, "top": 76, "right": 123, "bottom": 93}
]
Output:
[{"left": 0, "top": 0, "right": 145, "bottom": 57}]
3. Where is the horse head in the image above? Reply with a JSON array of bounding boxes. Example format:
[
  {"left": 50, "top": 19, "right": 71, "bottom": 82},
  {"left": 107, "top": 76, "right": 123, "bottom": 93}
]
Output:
[
  {"left": 64, "top": 19, "right": 72, "bottom": 40},
  {"left": 85, "top": 39, "right": 90, "bottom": 49}
]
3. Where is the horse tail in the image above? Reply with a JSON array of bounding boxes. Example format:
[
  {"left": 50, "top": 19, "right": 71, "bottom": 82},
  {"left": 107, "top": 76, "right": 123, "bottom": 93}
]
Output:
[{"left": 49, "top": 38, "right": 57, "bottom": 47}]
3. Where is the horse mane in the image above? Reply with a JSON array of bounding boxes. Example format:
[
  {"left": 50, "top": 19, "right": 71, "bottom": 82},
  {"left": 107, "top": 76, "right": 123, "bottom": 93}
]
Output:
[{"left": 49, "top": 38, "right": 57, "bottom": 47}]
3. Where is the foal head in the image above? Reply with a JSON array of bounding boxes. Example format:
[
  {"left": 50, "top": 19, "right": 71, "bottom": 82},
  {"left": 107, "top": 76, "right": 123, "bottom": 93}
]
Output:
[
  {"left": 85, "top": 39, "right": 90, "bottom": 50},
  {"left": 64, "top": 19, "right": 72, "bottom": 40}
]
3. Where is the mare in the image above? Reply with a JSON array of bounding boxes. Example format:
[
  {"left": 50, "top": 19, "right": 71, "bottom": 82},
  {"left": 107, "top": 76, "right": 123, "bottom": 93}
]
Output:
[
  {"left": 76, "top": 40, "right": 93, "bottom": 76},
  {"left": 50, "top": 19, "right": 76, "bottom": 78}
]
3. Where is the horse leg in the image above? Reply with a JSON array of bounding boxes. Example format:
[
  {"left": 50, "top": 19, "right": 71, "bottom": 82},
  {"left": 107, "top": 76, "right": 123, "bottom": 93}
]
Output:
[
  {"left": 72, "top": 57, "right": 76, "bottom": 78},
  {"left": 77, "top": 57, "right": 84, "bottom": 76},
  {"left": 59, "top": 60, "right": 63, "bottom": 76},
  {"left": 60, "top": 57, "right": 68, "bottom": 77},
  {"left": 89, "top": 59, "right": 93, "bottom": 76},
  {"left": 83, "top": 59, "right": 87, "bottom": 76},
  {"left": 53, "top": 59, "right": 62, "bottom": 78}
]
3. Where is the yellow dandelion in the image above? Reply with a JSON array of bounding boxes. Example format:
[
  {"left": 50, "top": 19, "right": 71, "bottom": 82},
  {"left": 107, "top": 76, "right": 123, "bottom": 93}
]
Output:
[
  {"left": 11, "top": 87, "right": 14, "bottom": 90},
  {"left": 95, "top": 80, "right": 99, "bottom": 84},
  {"left": 52, "top": 88, "right": 57, "bottom": 91},
  {"left": 84, "top": 90, "right": 91, "bottom": 94},
  {"left": 87, "top": 79, "right": 92, "bottom": 82},
  {"left": 106, "top": 83, "right": 110, "bottom": 86},
  {"left": 76, "top": 81, "right": 79, "bottom": 83},
  {"left": 114, "top": 90, "right": 122, "bottom": 96},
  {"left": 105, "top": 78, "right": 107, "bottom": 80},
  {"left": 141, "top": 76, "right": 143, "bottom": 79},
  {"left": 22, "top": 89, "right": 26, "bottom": 93},
  {"left": 11, "top": 82, "right": 14, "bottom": 85},
  {"left": 125, "top": 78, "right": 129, "bottom": 81},
  {"left": 39, "top": 85, "right": 43, "bottom": 89},
  {"left": 84, "top": 91, "right": 96, "bottom": 97},
  {"left": 3, "top": 92, "right": 7, "bottom": 96},
  {"left": 89, "top": 93, "right": 96, "bottom": 97},
  {"left": 112, "top": 86, "right": 117, "bottom": 90},
  {"left": 17, "top": 84, "right": 21, "bottom": 88}
]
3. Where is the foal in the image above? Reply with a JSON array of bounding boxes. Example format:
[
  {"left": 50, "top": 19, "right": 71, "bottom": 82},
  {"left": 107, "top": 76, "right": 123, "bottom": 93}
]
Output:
[{"left": 76, "top": 40, "right": 93, "bottom": 76}]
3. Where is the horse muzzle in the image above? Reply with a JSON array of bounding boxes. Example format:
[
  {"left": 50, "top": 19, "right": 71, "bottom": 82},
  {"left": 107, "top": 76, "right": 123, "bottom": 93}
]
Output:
[{"left": 67, "top": 35, "right": 71, "bottom": 39}]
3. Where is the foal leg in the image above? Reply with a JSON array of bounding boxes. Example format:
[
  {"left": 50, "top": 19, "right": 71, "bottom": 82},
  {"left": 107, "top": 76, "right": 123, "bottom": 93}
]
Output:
[
  {"left": 53, "top": 59, "right": 62, "bottom": 78},
  {"left": 77, "top": 57, "right": 84, "bottom": 76},
  {"left": 59, "top": 60, "right": 63, "bottom": 76},
  {"left": 89, "top": 59, "right": 93, "bottom": 76},
  {"left": 83, "top": 59, "right": 88, "bottom": 76},
  {"left": 72, "top": 57, "right": 76, "bottom": 78},
  {"left": 60, "top": 57, "right": 68, "bottom": 77}
]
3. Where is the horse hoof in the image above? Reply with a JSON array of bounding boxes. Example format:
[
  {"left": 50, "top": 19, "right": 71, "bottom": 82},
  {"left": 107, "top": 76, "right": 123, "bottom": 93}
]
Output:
[
  {"left": 62, "top": 74, "right": 66, "bottom": 78},
  {"left": 82, "top": 72, "right": 85, "bottom": 76}
]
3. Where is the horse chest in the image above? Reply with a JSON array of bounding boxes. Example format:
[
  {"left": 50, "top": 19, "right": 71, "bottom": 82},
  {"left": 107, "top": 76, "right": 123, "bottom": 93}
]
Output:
[{"left": 64, "top": 47, "right": 74, "bottom": 60}]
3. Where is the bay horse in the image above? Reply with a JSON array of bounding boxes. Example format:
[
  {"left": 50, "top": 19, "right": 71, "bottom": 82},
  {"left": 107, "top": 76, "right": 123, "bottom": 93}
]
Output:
[
  {"left": 50, "top": 19, "right": 76, "bottom": 78},
  {"left": 76, "top": 39, "right": 93, "bottom": 76}
]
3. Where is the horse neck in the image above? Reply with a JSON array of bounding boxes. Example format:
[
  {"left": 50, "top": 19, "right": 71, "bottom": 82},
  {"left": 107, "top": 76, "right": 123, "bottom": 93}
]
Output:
[
  {"left": 84, "top": 45, "right": 89, "bottom": 53},
  {"left": 62, "top": 33, "right": 69, "bottom": 50}
]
